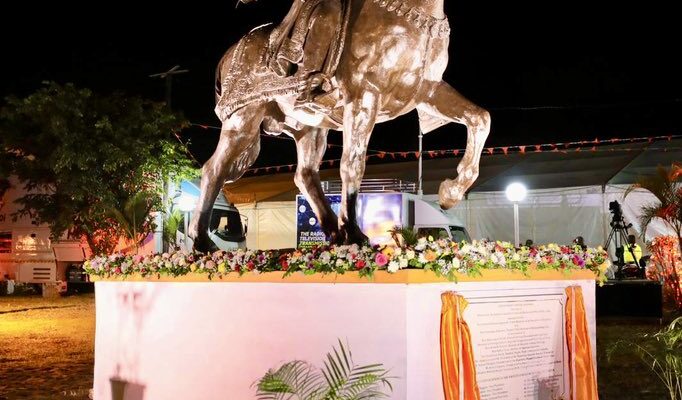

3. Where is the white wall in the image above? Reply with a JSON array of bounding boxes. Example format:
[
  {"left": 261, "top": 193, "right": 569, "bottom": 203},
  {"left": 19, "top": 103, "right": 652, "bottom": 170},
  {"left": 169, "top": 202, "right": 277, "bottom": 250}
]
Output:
[
  {"left": 238, "top": 201, "right": 297, "bottom": 250},
  {"left": 239, "top": 186, "right": 674, "bottom": 252}
]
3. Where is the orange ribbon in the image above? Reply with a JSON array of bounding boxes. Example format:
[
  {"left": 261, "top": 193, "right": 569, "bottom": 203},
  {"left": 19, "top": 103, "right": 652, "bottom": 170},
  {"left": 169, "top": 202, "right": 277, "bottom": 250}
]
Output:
[
  {"left": 440, "top": 292, "right": 481, "bottom": 400},
  {"left": 565, "top": 286, "right": 599, "bottom": 400}
]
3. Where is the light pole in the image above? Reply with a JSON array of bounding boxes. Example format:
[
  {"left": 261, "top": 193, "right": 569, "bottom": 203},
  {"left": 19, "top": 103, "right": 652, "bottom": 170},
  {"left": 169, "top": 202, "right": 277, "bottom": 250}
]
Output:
[
  {"left": 418, "top": 128, "right": 424, "bottom": 195},
  {"left": 149, "top": 65, "right": 189, "bottom": 109},
  {"left": 149, "top": 66, "right": 188, "bottom": 252},
  {"left": 505, "top": 182, "right": 527, "bottom": 247},
  {"left": 177, "top": 195, "right": 197, "bottom": 252}
]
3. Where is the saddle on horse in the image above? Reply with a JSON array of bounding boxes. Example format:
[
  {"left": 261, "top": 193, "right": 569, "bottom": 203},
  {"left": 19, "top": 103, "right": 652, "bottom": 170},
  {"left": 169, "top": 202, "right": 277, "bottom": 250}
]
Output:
[{"left": 267, "top": 0, "right": 348, "bottom": 111}]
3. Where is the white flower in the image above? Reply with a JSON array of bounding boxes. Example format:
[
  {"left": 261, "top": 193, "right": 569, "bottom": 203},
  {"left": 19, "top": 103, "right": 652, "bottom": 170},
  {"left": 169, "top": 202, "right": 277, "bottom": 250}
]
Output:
[
  {"left": 335, "top": 258, "right": 345, "bottom": 267},
  {"left": 320, "top": 251, "right": 331, "bottom": 264},
  {"left": 491, "top": 252, "right": 506, "bottom": 266},
  {"left": 406, "top": 250, "right": 416, "bottom": 260},
  {"left": 437, "top": 259, "right": 446, "bottom": 267},
  {"left": 460, "top": 244, "right": 472, "bottom": 254},
  {"left": 178, "top": 258, "right": 187, "bottom": 267},
  {"left": 418, "top": 253, "right": 428, "bottom": 264},
  {"left": 394, "top": 247, "right": 403, "bottom": 256},
  {"left": 387, "top": 261, "right": 399, "bottom": 273},
  {"left": 512, "top": 253, "right": 520, "bottom": 262},
  {"left": 399, "top": 257, "right": 408, "bottom": 269},
  {"left": 452, "top": 258, "right": 461, "bottom": 270}
]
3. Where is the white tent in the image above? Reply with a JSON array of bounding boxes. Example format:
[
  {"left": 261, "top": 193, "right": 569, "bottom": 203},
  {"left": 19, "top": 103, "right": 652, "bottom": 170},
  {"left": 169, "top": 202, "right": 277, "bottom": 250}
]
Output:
[{"left": 223, "top": 138, "right": 680, "bottom": 251}]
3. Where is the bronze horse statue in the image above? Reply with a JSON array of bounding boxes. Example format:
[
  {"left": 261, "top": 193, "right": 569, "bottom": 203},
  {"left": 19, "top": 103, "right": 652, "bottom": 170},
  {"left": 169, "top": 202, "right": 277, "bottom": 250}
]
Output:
[{"left": 189, "top": 0, "right": 490, "bottom": 251}]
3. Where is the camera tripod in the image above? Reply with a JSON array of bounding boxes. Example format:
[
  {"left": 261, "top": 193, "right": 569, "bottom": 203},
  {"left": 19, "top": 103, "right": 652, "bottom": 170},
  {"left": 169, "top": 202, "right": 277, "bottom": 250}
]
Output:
[{"left": 605, "top": 215, "right": 640, "bottom": 279}]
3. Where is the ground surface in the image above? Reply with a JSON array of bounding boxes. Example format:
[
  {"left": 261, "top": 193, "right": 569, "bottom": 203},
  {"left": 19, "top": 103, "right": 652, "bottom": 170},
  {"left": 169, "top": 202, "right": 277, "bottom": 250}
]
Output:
[
  {"left": 0, "top": 294, "right": 678, "bottom": 399},
  {"left": 0, "top": 295, "right": 94, "bottom": 400}
]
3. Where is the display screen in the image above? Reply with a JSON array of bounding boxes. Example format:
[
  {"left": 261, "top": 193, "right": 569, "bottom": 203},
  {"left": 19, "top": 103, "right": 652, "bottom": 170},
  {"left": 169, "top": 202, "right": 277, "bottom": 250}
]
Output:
[{"left": 296, "top": 194, "right": 402, "bottom": 248}]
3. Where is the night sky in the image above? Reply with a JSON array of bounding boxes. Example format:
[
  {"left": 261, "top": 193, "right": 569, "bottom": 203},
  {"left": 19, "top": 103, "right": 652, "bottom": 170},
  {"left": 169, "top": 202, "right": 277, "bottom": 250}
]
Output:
[{"left": 2, "top": 1, "right": 680, "bottom": 169}]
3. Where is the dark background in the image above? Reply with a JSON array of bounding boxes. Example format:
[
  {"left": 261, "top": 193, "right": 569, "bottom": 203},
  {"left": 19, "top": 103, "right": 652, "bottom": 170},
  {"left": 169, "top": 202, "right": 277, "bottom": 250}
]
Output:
[{"left": 2, "top": 1, "right": 680, "bottom": 168}]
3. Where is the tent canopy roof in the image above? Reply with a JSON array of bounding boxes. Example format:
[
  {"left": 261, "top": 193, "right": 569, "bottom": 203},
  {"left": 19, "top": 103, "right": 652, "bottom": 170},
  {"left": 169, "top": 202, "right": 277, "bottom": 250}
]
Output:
[{"left": 223, "top": 138, "right": 681, "bottom": 203}]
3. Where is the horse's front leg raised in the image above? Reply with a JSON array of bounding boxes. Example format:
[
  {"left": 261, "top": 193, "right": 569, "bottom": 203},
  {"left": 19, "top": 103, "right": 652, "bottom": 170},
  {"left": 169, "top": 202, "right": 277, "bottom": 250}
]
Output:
[
  {"left": 188, "top": 104, "right": 263, "bottom": 252},
  {"left": 293, "top": 127, "right": 340, "bottom": 243},
  {"left": 338, "top": 90, "right": 379, "bottom": 245},
  {"left": 418, "top": 81, "right": 491, "bottom": 209}
]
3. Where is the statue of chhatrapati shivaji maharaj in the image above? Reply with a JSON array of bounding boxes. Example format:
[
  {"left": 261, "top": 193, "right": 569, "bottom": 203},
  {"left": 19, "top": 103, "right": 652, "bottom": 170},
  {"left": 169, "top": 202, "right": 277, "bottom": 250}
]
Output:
[{"left": 189, "top": 0, "right": 491, "bottom": 251}]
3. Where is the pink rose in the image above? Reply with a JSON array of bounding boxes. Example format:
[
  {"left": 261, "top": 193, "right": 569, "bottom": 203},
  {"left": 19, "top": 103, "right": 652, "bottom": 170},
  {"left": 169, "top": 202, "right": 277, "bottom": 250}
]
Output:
[{"left": 374, "top": 253, "right": 388, "bottom": 267}]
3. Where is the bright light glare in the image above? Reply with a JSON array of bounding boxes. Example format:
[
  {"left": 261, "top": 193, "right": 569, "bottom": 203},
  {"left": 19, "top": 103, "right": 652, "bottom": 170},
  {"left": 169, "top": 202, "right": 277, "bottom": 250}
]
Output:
[
  {"left": 177, "top": 195, "right": 197, "bottom": 212},
  {"left": 505, "top": 182, "right": 527, "bottom": 202}
]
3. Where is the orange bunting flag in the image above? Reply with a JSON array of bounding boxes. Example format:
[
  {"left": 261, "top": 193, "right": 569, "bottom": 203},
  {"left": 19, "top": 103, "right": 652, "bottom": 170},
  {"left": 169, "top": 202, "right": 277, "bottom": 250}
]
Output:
[
  {"left": 486, "top": 148, "right": 494, "bottom": 155},
  {"left": 519, "top": 146, "right": 526, "bottom": 154},
  {"left": 502, "top": 147, "right": 509, "bottom": 155}
]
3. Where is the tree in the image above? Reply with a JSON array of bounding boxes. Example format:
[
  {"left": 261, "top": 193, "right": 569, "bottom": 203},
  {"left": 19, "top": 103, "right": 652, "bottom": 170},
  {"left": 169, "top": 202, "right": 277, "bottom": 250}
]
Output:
[
  {"left": 627, "top": 163, "right": 682, "bottom": 309},
  {"left": 627, "top": 164, "right": 682, "bottom": 261},
  {"left": 162, "top": 208, "right": 184, "bottom": 251},
  {"left": 0, "top": 82, "right": 197, "bottom": 254},
  {"left": 106, "top": 191, "right": 157, "bottom": 254}
]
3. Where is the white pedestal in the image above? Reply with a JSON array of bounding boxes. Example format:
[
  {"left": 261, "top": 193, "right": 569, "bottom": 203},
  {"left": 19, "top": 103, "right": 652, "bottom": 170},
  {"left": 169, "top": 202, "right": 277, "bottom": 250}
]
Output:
[{"left": 92, "top": 273, "right": 595, "bottom": 400}]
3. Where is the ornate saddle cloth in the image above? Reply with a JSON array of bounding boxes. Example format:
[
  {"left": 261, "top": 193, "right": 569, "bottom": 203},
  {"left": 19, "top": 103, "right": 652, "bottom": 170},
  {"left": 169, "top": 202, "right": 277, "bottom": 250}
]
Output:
[{"left": 216, "top": 0, "right": 349, "bottom": 120}]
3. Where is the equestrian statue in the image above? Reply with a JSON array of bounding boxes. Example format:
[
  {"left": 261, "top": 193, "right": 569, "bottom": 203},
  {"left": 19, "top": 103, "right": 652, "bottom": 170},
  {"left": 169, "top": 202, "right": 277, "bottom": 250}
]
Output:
[{"left": 189, "top": 0, "right": 491, "bottom": 251}]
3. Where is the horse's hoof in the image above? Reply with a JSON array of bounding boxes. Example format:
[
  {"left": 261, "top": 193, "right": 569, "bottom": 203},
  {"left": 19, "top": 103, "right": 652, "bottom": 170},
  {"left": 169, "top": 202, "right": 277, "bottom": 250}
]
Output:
[
  {"left": 438, "top": 179, "right": 463, "bottom": 210},
  {"left": 340, "top": 226, "right": 369, "bottom": 246},
  {"left": 192, "top": 236, "right": 219, "bottom": 253}
]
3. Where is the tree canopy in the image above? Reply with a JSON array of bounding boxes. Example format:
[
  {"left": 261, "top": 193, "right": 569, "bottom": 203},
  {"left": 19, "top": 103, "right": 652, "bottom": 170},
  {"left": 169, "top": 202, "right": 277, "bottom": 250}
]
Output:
[{"left": 0, "top": 82, "right": 197, "bottom": 254}]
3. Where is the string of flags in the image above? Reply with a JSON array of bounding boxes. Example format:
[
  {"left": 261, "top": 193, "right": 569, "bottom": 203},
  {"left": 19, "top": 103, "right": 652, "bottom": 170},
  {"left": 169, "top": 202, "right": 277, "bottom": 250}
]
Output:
[{"left": 189, "top": 124, "right": 679, "bottom": 176}]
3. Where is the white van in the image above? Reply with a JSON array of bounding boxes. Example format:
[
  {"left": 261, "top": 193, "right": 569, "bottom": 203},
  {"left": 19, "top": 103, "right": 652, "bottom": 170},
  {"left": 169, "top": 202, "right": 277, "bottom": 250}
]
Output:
[
  {"left": 174, "top": 180, "right": 248, "bottom": 251},
  {"left": 296, "top": 180, "right": 470, "bottom": 247}
]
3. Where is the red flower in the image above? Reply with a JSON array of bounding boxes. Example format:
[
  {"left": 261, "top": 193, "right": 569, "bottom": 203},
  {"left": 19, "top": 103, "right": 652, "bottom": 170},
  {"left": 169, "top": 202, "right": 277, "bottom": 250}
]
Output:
[
  {"left": 246, "top": 261, "right": 255, "bottom": 271},
  {"left": 235, "top": 265, "right": 241, "bottom": 273},
  {"left": 356, "top": 260, "right": 366, "bottom": 269},
  {"left": 281, "top": 260, "right": 289, "bottom": 271},
  {"left": 114, "top": 267, "right": 122, "bottom": 274}
]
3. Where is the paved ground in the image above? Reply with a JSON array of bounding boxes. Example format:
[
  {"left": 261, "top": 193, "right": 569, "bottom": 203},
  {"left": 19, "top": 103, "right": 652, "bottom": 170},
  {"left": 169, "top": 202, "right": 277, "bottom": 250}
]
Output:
[{"left": 0, "top": 294, "right": 677, "bottom": 399}]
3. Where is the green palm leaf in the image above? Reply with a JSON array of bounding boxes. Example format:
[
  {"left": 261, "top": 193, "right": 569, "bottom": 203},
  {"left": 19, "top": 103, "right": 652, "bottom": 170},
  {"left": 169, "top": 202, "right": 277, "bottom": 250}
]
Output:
[
  {"left": 254, "top": 360, "right": 324, "bottom": 400},
  {"left": 255, "top": 340, "right": 394, "bottom": 400}
]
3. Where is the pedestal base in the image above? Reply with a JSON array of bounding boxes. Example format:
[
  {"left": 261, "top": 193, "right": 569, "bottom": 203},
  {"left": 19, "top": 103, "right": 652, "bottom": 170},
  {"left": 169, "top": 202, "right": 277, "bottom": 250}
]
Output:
[{"left": 92, "top": 271, "right": 596, "bottom": 399}]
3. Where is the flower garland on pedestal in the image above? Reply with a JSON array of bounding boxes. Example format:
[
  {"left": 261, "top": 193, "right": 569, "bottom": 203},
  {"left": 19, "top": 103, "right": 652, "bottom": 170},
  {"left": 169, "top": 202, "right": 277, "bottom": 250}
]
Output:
[{"left": 84, "top": 238, "right": 610, "bottom": 283}]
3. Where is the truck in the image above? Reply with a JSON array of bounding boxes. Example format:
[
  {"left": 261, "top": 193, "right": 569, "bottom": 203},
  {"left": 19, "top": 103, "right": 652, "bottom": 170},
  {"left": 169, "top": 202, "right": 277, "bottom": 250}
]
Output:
[
  {"left": 173, "top": 180, "right": 248, "bottom": 252},
  {"left": 0, "top": 177, "right": 89, "bottom": 295},
  {"left": 296, "top": 179, "right": 470, "bottom": 248}
]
